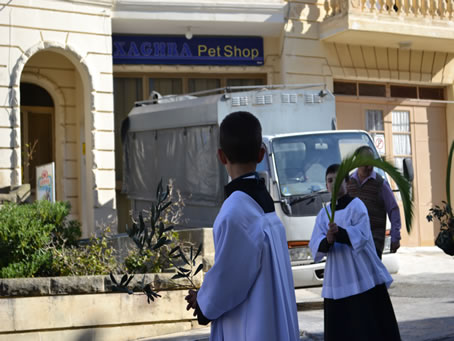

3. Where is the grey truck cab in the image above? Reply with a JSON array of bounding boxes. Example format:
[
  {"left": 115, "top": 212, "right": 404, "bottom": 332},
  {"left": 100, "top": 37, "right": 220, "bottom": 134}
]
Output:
[{"left": 121, "top": 84, "right": 398, "bottom": 287}]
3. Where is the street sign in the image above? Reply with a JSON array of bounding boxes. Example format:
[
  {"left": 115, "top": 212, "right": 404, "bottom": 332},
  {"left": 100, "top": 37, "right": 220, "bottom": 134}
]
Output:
[{"left": 374, "top": 134, "right": 386, "bottom": 155}]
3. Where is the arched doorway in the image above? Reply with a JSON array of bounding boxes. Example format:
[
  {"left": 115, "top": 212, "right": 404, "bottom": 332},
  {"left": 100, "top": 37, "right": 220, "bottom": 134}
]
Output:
[
  {"left": 20, "top": 83, "right": 55, "bottom": 199},
  {"left": 14, "top": 43, "right": 117, "bottom": 237},
  {"left": 19, "top": 50, "right": 87, "bottom": 229}
]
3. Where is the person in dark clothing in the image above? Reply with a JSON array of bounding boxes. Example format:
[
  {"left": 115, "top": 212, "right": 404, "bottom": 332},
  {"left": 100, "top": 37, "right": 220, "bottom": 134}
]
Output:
[{"left": 347, "top": 145, "right": 402, "bottom": 259}]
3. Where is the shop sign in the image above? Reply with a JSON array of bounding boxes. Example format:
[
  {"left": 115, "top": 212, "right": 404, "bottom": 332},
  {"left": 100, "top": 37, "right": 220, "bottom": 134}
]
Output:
[
  {"left": 112, "top": 35, "right": 264, "bottom": 66},
  {"left": 36, "top": 162, "right": 55, "bottom": 202}
]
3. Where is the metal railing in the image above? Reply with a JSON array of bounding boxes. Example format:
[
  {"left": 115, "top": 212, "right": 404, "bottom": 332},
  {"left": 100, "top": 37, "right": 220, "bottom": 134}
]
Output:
[{"left": 325, "top": 0, "right": 454, "bottom": 19}]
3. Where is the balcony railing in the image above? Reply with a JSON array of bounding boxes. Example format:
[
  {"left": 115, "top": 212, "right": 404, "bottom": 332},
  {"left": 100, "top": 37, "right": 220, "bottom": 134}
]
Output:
[{"left": 325, "top": 0, "right": 454, "bottom": 19}]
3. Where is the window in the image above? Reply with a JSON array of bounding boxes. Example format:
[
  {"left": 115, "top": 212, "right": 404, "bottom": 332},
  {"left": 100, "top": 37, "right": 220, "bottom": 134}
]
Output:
[
  {"left": 366, "top": 109, "right": 385, "bottom": 156},
  {"left": 256, "top": 146, "right": 270, "bottom": 173},
  {"left": 188, "top": 78, "right": 221, "bottom": 94},
  {"left": 20, "top": 83, "right": 54, "bottom": 106},
  {"left": 149, "top": 78, "right": 182, "bottom": 96},
  {"left": 359, "top": 83, "right": 386, "bottom": 97},
  {"left": 334, "top": 82, "right": 357, "bottom": 96},
  {"left": 390, "top": 85, "right": 417, "bottom": 99},
  {"left": 334, "top": 81, "right": 445, "bottom": 100},
  {"left": 113, "top": 78, "right": 143, "bottom": 181},
  {"left": 392, "top": 111, "right": 412, "bottom": 173},
  {"left": 366, "top": 110, "right": 384, "bottom": 131},
  {"left": 419, "top": 87, "right": 445, "bottom": 100},
  {"left": 113, "top": 77, "right": 143, "bottom": 233},
  {"left": 227, "top": 78, "right": 264, "bottom": 89}
]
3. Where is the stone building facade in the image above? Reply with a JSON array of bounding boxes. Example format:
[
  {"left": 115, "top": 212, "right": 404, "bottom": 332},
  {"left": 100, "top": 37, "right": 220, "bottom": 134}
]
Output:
[{"left": 1, "top": 0, "right": 453, "bottom": 245}]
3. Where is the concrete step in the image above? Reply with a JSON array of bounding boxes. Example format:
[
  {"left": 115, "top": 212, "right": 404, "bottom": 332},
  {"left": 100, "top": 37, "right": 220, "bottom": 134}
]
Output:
[{"left": 137, "top": 328, "right": 210, "bottom": 341}]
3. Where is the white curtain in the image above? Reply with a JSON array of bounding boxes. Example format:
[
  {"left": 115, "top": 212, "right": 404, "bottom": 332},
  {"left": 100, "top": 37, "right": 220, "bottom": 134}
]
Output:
[
  {"left": 392, "top": 110, "right": 410, "bottom": 133},
  {"left": 392, "top": 111, "right": 411, "bottom": 172},
  {"left": 366, "top": 110, "right": 384, "bottom": 131}
]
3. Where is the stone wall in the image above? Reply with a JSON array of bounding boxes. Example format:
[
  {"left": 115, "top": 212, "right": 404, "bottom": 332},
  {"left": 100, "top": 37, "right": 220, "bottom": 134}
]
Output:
[
  {"left": 0, "top": 228, "right": 214, "bottom": 341},
  {"left": 0, "top": 273, "right": 202, "bottom": 341}
]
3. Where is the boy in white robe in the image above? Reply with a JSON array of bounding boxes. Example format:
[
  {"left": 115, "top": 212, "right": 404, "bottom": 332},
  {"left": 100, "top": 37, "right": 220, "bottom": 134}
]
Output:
[
  {"left": 185, "top": 111, "right": 300, "bottom": 341},
  {"left": 309, "top": 164, "right": 401, "bottom": 341}
]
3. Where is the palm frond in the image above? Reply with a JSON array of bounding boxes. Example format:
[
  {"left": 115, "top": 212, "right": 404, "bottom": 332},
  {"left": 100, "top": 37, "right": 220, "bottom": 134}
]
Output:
[
  {"left": 329, "top": 153, "right": 414, "bottom": 234},
  {"left": 446, "top": 140, "right": 454, "bottom": 211}
]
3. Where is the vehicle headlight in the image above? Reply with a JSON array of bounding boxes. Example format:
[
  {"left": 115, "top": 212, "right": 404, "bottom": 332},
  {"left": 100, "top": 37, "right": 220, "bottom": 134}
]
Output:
[{"left": 288, "top": 246, "right": 313, "bottom": 265}]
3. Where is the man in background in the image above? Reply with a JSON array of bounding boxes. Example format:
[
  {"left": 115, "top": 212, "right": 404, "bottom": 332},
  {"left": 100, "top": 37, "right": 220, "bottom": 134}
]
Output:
[{"left": 347, "top": 146, "right": 401, "bottom": 259}]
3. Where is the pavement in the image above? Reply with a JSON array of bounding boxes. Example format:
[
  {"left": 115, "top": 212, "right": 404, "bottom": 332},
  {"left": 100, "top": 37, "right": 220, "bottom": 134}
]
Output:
[{"left": 139, "top": 247, "right": 454, "bottom": 341}]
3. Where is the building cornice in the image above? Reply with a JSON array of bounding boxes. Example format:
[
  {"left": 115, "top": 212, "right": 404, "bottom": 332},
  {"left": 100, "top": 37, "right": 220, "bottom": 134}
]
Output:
[
  {"left": 112, "top": 0, "right": 286, "bottom": 36},
  {"left": 113, "top": 0, "right": 285, "bottom": 14}
]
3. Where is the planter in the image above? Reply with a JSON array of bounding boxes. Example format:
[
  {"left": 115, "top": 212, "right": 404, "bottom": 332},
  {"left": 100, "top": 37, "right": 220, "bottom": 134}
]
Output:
[
  {"left": 435, "top": 227, "right": 454, "bottom": 256},
  {"left": 0, "top": 273, "right": 202, "bottom": 341}
]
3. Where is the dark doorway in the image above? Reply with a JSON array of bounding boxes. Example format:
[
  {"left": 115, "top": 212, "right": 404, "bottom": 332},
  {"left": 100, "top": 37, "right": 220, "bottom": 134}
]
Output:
[{"left": 20, "top": 83, "right": 55, "bottom": 198}]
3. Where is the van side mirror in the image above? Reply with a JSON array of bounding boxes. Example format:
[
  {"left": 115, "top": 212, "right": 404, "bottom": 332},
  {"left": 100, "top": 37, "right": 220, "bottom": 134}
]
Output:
[
  {"left": 403, "top": 158, "right": 414, "bottom": 182},
  {"left": 258, "top": 171, "right": 270, "bottom": 192}
]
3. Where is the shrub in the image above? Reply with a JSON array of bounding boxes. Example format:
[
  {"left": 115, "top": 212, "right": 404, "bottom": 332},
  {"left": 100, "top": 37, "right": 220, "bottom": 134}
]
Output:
[
  {"left": 0, "top": 200, "right": 81, "bottom": 278},
  {"left": 0, "top": 251, "right": 52, "bottom": 278},
  {"left": 124, "top": 232, "right": 179, "bottom": 274},
  {"left": 124, "top": 180, "right": 183, "bottom": 274},
  {"left": 0, "top": 180, "right": 190, "bottom": 279},
  {"left": 50, "top": 226, "right": 118, "bottom": 276},
  {"left": 111, "top": 180, "right": 203, "bottom": 304}
]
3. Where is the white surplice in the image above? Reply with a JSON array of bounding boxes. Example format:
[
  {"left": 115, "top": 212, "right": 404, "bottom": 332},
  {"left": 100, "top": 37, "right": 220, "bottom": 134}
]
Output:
[
  {"left": 309, "top": 197, "right": 393, "bottom": 300},
  {"left": 197, "top": 191, "right": 300, "bottom": 341}
]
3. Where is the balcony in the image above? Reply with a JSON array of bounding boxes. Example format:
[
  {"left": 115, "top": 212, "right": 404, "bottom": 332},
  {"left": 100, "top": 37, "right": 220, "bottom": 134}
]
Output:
[{"left": 320, "top": 0, "right": 454, "bottom": 52}]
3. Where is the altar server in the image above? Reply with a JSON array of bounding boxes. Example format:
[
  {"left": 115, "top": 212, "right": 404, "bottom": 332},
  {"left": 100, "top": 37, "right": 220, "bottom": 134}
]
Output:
[
  {"left": 309, "top": 164, "right": 401, "bottom": 341},
  {"left": 186, "top": 111, "right": 299, "bottom": 341}
]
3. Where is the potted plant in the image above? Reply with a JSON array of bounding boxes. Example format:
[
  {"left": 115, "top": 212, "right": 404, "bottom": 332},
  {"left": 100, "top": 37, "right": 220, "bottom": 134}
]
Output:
[{"left": 427, "top": 140, "right": 454, "bottom": 256}]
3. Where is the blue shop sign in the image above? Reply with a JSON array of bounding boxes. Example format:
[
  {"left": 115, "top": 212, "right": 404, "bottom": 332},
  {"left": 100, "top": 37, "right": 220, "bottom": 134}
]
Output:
[{"left": 112, "top": 35, "right": 264, "bottom": 66}]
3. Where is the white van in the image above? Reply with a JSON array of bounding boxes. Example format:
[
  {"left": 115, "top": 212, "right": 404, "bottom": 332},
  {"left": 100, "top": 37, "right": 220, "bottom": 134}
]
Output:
[{"left": 122, "top": 84, "right": 402, "bottom": 287}]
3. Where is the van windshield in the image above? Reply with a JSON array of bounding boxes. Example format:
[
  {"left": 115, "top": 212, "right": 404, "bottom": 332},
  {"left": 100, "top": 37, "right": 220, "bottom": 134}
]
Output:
[{"left": 271, "top": 132, "right": 382, "bottom": 197}]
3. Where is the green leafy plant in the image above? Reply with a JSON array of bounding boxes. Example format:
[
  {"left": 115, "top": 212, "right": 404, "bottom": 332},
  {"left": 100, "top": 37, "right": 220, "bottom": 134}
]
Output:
[
  {"left": 427, "top": 140, "right": 454, "bottom": 255},
  {"left": 111, "top": 179, "right": 202, "bottom": 303},
  {"left": 127, "top": 179, "right": 174, "bottom": 253},
  {"left": 328, "top": 152, "right": 414, "bottom": 234},
  {"left": 111, "top": 244, "right": 204, "bottom": 304},
  {"left": 0, "top": 200, "right": 81, "bottom": 278},
  {"left": 49, "top": 226, "right": 118, "bottom": 276},
  {"left": 0, "top": 251, "right": 52, "bottom": 278},
  {"left": 124, "top": 179, "right": 182, "bottom": 273},
  {"left": 427, "top": 202, "right": 452, "bottom": 231},
  {"left": 168, "top": 244, "right": 204, "bottom": 289}
]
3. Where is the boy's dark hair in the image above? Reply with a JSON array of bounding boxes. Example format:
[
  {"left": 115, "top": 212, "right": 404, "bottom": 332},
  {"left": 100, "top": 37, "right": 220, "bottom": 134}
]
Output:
[
  {"left": 325, "top": 164, "right": 340, "bottom": 178},
  {"left": 325, "top": 163, "right": 350, "bottom": 182},
  {"left": 219, "top": 111, "right": 262, "bottom": 164}
]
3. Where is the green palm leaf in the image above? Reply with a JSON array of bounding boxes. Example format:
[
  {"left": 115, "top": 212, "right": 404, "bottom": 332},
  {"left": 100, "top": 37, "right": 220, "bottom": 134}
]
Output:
[
  {"left": 329, "top": 153, "right": 414, "bottom": 234},
  {"left": 446, "top": 140, "right": 454, "bottom": 212}
]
